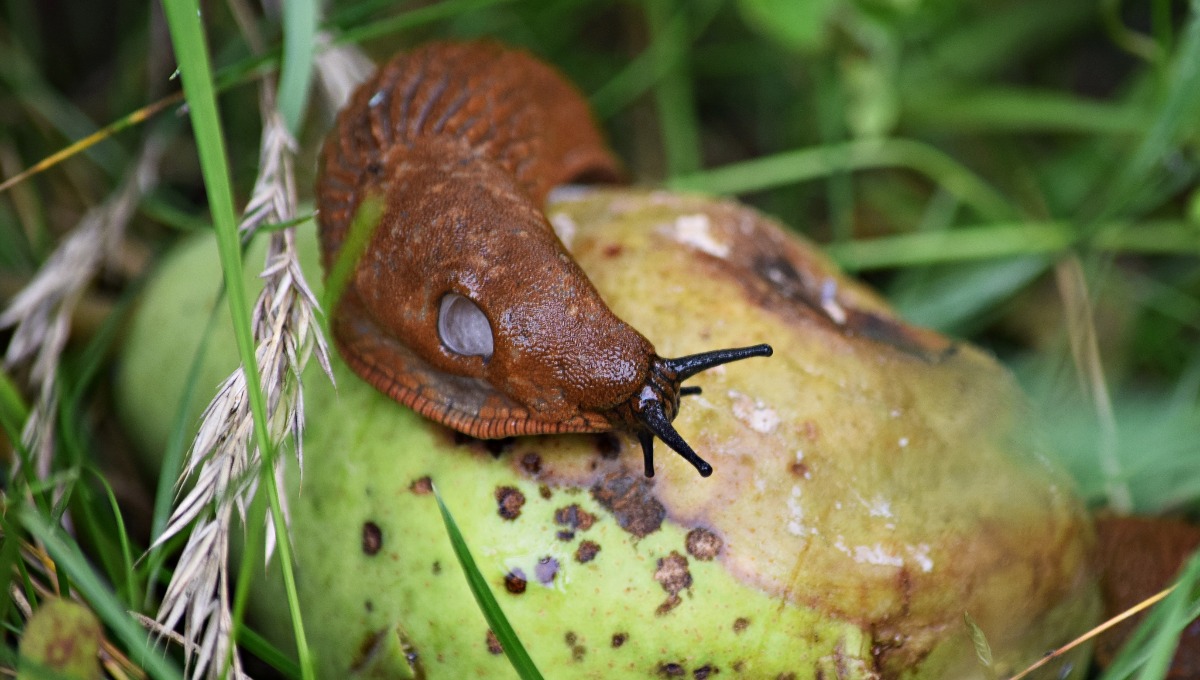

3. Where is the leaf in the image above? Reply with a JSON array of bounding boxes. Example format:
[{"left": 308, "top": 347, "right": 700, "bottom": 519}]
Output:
[
  {"left": 433, "top": 484, "right": 544, "bottom": 680},
  {"left": 737, "top": 0, "right": 841, "bottom": 52}
]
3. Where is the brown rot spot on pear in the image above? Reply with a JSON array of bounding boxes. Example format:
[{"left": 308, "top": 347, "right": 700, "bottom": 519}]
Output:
[
  {"left": 504, "top": 569, "right": 527, "bottom": 594},
  {"left": 485, "top": 630, "right": 503, "bottom": 655},
  {"left": 789, "top": 461, "right": 810, "bottom": 478},
  {"left": 494, "top": 486, "right": 525, "bottom": 520},
  {"left": 555, "top": 503, "right": 596, "bottom": 532},
  {"left": 431, "top": 561, "right": 441, "bottom": 574},
  {"left": 611, "top": 632, "right": 628, "bottom": 648},
  {"left": 535, "top": 556, "right": 559, "bottom": 585},
  {"left": 655, "top": 551, "right": 693, "bottom": 596},
  {"left": 590, "top": 468, "right": 665, "bottom": 538},
  {"left": 350, "top": 628, "right": 391, "bottom": 674},
  {"left": 361, "top": 521, "right": 382, "bottom": 556},
  {"left": 656, "top": 594, "right": 682, "bottom": 616},
  {"left": 539, "top": 484, "right": 553, "bottom": 500},
  {"left": 564, "top": 632, "right": 587, "bottom": 661},
  {"left": 733, "top": 617, "right": 750, "bottom": 633},
  {"left": 409, "top": 476, "right": 432, "bottom": 494},
  {"left": 576, "top": 540, "right": 601, "bottom": 563},
  {"left": 658, "top": 661, "right": 687, "bottom": 677},
  {"left": 654, "top": 551, "right": 693, "bottom": 616},
  {"left": 685, "top": 527, "right": 722, "bottom": 561},
  {"left": 520, "top": 452, "right": 542, "bottom": 475},
  {"left": 693, "top": 665, "right": 718, "bottom": 679}
]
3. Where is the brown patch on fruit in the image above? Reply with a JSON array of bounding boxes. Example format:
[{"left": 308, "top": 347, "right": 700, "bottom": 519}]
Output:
[
  {"left": 576, "top": 540, "right": 600, "bottom": 563},
  {"left": 693, "top": 665, "right": 718, "bottom": 679},
  {"left": 655, "top": 594, "right": 682, "bottom": 616},
  {"left": 361, "top": 521, "right": 382, "bottom": 556},
  {"left": 486, "top": 630, "right": 503, "bottom": 655},
  {"left": 655, "top": 551, "right": 693, "bottom": 596},
  {"left": 557, "top": 530, "right": 576, "bottom": 541},
  {"left": 602, "top": 243, "right": 624, "bottom": 258},
  {"left": 555, "top": 503, "right": 596, "bottom": 532},
  {"left": 432, "top": 561, "right": 441, "bottom": 574},
  {"left": 564, "top": 632, "right": 586, "bottom": 661},
  {"left": 409, "top": 476, "right": 433, "bottom": 494},
  {"left": 733, "top": 617, "right": 750, "bottom": 633},
  {"left": 495, "top": 486, "right": 525, "bottom": 520},
  {"left": 801, "top": 420, "right": 820, "bottom": 441},
  {"left": 685, "top": 527, "right": 722, "bottom": 560},
  {"left": 350, "top": 627, "right": 390, "bottom": 673},
  {"left": 1094, "top": 515, "right": 1200, "bottom": 676},
  {"left": 539, "top": 484, "right": 552, "bottom": 499},
  {"left": 612, "top": 633, "right": 628, "bottom": 648},
  {"left": 521, "top": 452, "right": 543, "bottom": 475},
  {"left": 658, "top": 661, "right": 686, "bottom": 677},
  {"left": 590, "top": 468, "right": 665, "bottom": 537},
  {"left": 789, "top": 461, "right": 809, "bottom": 477},
  {"left": 535, "top": 556, "right": 559, "bottom": 585},
  {"left": 504, "top": 569, "right": 527, "bottom": 594}
]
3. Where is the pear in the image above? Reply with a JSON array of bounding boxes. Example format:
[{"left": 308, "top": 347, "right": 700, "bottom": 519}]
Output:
[{"left": 118, "top": 188, "right": 1098, "bottom": 679}]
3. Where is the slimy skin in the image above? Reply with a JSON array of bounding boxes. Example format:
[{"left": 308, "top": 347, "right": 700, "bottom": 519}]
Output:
[{"left": 316, "top": 41, "right": 771, "bottom": 477}]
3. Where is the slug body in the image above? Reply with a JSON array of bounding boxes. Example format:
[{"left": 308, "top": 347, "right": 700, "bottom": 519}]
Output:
[{"left": 317, "top": 42, "right": 770, "bottom": 477}]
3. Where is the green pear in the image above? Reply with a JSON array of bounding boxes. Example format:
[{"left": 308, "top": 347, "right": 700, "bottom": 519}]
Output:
[{"left": 118, "top": 189, "right": 1098, "bottom": 679}]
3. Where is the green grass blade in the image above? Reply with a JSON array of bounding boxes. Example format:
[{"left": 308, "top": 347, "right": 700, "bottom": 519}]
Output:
[
  {"left": 334, "top": 0, "right": 516, "bottom": 46},
  {"left": 1101, "top": 1, "right": 1200, "bottom": 218},
  {"left": 668, "top": 138, "right": 1015, "bottom": 221},
  {"left": 277, "top": 0, "right": 317, "bottom": 134},
  {"left": 433, "top": 485, "right": 544, "bottom": 680},
  {"left": 1098, "top": 548, "right": 1200, "bottom": 679},
  {"left": 20, "top": 511, "right": 183, "bottom": 680},
  {"left": 159, "top": 2, "right": 314, "bottom": 678}
]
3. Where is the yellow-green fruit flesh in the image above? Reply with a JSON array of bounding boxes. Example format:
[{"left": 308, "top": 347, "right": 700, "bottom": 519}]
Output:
[{"left": 118, "top": 189, "right": 1098, "bottom": 679}]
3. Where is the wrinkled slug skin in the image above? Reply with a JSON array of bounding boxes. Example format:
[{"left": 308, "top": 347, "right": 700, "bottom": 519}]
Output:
[{"left": 315, "top": 41, "right": 656, "bottom": 438}]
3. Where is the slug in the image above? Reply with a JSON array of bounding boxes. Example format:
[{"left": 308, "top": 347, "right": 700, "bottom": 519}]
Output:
[{"left": 316, "top": 41, "right": 771, "bottom": 478}]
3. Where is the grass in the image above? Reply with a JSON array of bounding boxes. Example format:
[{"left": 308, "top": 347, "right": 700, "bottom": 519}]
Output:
[{"left": 1, "top": 0, "right": 1199, "bottom": 678}]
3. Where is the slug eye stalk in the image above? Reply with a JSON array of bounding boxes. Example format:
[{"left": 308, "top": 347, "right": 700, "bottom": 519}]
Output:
[{"left": 632, "top": 344, "right": 773, "bottom": 478}]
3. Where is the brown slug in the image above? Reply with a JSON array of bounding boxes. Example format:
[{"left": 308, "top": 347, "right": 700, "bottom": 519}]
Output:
[{"left": 316, "top": 41, "right": 771, "bottom": 478}]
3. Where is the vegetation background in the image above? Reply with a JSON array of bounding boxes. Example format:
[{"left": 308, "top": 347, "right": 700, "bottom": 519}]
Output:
[{"left": 0, "top": 0, "right": 1198, "bottom": 677}]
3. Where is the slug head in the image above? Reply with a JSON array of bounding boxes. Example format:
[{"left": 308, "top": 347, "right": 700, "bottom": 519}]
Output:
[{"left": 609, "top": 345, "right": 774, "bottom": 478}]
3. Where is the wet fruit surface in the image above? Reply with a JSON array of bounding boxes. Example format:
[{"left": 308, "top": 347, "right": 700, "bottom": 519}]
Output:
[{"left": 120, "top": 189, "right": 1099, "bottom": 678}]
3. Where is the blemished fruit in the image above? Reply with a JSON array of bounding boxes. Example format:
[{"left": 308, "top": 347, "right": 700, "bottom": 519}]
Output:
[{"left": 119, "top": 188, "right": 1099, "bottom": 679}]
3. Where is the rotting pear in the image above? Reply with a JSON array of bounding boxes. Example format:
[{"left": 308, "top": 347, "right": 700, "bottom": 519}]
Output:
[{"left": 118, "top": 188, "right": 1099, "bottom": 679}]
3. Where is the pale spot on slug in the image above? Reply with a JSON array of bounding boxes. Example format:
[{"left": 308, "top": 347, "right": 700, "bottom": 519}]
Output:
[
  {"left": 668, "top": 213, "right": 730, "bottom": 258},
  {"left": 727, "top": 390, "right": 779, "bottom": 434},
  {"left": 438, "top": 293, "right": 493, "bottom": 358}
]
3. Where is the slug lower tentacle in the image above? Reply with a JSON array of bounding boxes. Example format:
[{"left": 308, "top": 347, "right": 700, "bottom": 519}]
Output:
[{"left": 316, "top": 41, "right": 772, "bottom": 477}]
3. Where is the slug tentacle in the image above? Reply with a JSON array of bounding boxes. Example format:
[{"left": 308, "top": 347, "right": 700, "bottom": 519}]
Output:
[
  {"left": 616, "top": 345, "right": 774, "bottom": 477},
  {"left": 316, "top": 41, "right": 774, "bottom": 478}
]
